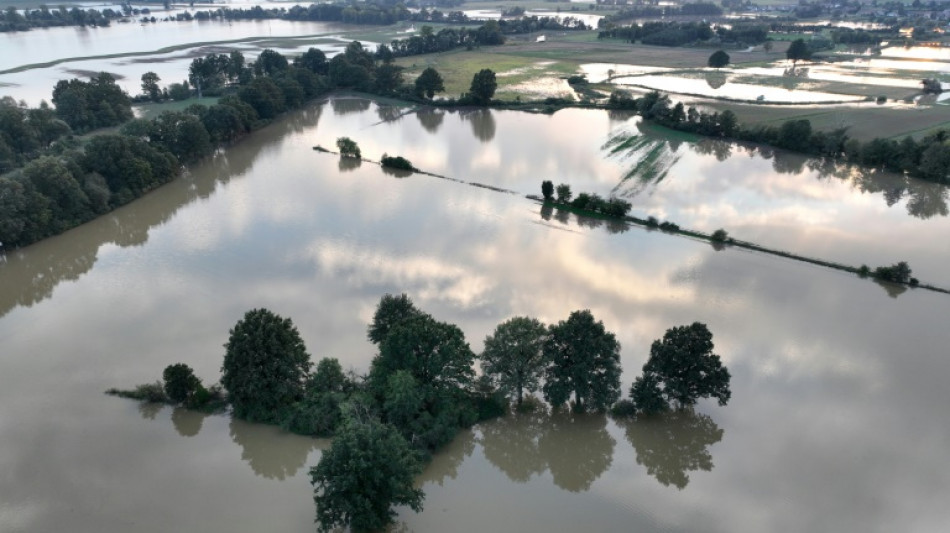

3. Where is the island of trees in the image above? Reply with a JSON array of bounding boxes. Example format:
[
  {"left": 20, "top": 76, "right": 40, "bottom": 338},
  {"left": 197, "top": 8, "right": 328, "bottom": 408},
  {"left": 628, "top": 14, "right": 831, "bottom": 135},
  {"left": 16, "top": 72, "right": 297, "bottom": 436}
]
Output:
[{"left": 108, "top": 293, "right": 732, "bottom": 532}]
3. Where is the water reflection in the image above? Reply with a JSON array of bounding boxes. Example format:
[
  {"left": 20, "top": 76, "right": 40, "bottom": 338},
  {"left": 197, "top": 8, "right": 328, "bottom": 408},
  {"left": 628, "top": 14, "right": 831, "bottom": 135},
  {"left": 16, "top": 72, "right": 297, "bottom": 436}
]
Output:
[
  {"left": 460, "top": 108, "right": 496, "bottom": 143},
  {"left": 228, "top": 419, "right": 321, "bottom": 481},
  {"left": 338, "top": 156, "right": 362, "bottom": 173},
  {"left": 416, "top": 108, "right": 445, "bottom": 134},
  {"left": 376, "top": 104, "right": 404, "bottom": 123},
  {"left": 330, "top": 98, "right": 371, "bottom": 116},
  {"left": 705, "top": 70, "right": 727, "bottom": 90},
  {"left": 621, "top": 411, "right": 723, "bottom": 490},
  {"left": 0, "top": 102, "right": 320, "bottom": 320},
  {"left": 481, "top": 409, "right": 547, "bottom": 483},
  {"left": 381, "top": 165, "right": 413, "bottom": 178},
  {"left": 419, "top": 428, "right": 476, "bottom": 487},
  {"left": 604, "top": 126, "right": 683, "bottom": 197},
  {"left": 138, "top": 402, "right": 163, "bottom": 421},
  {"left": 540, "top": 411, "right": 615, "bottom": 492},
  {"left": 172, "top": 407, "right": 208, "bottom": 437}
]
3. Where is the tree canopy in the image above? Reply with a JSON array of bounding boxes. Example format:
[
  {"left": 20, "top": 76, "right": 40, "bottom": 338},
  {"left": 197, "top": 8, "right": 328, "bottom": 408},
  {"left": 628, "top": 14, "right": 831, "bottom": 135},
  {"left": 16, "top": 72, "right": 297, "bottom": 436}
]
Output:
[
  {"left": 786, "top": 38, "right": 812, "bottom": 63},
  {"left": 632, "top": 322, "right": 731, "bottom": 414},
  {"left": 481, "top": 316, "right": 548, "bottom": 407},
  {"left": 708, "top": 49, "right": 730, "bottom": 68},
  {"left": 311, "top": 417, "right": 424, "bottom": 532},
  {"left": 221, "top": 308, "right": 311, "bottom": 423},
  {"left": 414, "top": 67, "right": 445, "bottom": 99},
  {"left": 469, "top": 69, "right": 497, "bottom": 105},
  {"left": 542, "top": 310, "right": 622, "bottom": 412},
  {"left": 367, "top": 293, "right": 423, "bottom": 345}
]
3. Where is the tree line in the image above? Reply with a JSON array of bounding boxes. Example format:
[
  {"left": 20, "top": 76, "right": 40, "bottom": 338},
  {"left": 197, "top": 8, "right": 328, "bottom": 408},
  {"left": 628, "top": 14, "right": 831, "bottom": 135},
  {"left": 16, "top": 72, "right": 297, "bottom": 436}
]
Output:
[
  {"left": 608, "top": 89, "right": 950, "bottom": 185},
  {"left": 0, "top": 5, "right": 121, "bottom": 32},
  {"left": 599, "top": 20, "right": 768, "bottom": 48},
  {"left": 109, "top": 294, "right": 731, "bottom": 531}
]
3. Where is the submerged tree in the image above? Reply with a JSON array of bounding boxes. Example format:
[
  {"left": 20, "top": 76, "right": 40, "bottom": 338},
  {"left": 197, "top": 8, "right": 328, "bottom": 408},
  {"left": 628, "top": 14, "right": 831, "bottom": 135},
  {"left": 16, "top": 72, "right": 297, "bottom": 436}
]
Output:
[
  {"left": 481, "top": 316, "right": 548, "bottom": 408},
  {"left": 221, "top": 308, "right": 311, "bottom": 423},
  {"left": 542, "top": 310, "right": 622, "bottom": 412},
  {"left": 311, "top": 417, "right": 425, "bottom": 532},
  {"left": 707, "top": 50, "right": 730, "bottom": 68},
  {"left": 632, "top": 322, "right": 731, "bottom": 414},
  {"left": 336, "top": 136, "right": 361, "bottom": 159}
]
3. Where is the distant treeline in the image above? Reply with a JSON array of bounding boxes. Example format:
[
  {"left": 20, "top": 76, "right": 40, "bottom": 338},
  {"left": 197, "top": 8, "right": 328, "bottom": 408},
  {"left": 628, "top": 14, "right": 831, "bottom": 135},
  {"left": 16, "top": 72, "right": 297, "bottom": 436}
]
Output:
[
  {"left": 0, "top": 6, "right": 124, "bottom": 31},
  {"left": 608, "top": 90, "right": 950, "bottom": 184},
  {"left": 601, "top": 2, "right": 723, "bottom": 25},
  {"left": 599, "top": 21, "right": 767, "bottom": 47}
]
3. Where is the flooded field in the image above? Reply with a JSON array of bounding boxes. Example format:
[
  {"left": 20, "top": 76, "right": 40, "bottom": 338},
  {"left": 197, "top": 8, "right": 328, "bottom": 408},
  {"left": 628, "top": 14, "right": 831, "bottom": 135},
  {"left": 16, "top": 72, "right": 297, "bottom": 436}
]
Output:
[{"left": 2, "top": 98, "right": 950, "bottom": 532}]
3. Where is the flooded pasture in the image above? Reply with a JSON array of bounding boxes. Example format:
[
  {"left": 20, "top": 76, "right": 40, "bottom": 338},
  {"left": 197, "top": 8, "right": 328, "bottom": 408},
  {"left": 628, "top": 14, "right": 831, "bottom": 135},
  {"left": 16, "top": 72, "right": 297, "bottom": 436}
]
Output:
[{"left": 1, "top": 98, "right": 950, "bottom": 532}]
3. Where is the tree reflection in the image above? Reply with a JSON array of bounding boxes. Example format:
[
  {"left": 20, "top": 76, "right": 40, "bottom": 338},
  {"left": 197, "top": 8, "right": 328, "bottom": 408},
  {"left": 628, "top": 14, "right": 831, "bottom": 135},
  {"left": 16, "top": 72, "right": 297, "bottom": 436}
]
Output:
[
  {"left": 461, "top": 108, "right": 496, "bottom": 143},
  {"left": 138, "top": 401, "right": 163, "bottom": 420},
  {"left": 171, "top": 407, "right": 207, "bottom": 437},
  {"left": 338, "top": 156, "right": 362, "bottom": 173},
  {"left": 704, "top": 70, "right": 727, "bottom": 90},
  {"left": 537, "top": 411, "right": 615, "bottom": 492},
  {"left": 381, "top": 165, "right": 413, "bottom": 178},
  {"left": 622, "top": 410, "right": 723, "bottom": 490},
  {"left": 418, "top": 428, "right": 476, "bottom": 486},
  {"left": 229, "top": 418, "right": 321, "bottom": 480},
  {"left": 417, "top": 107, "right": 445, "bottom": 134},
  {"left": 481, "top": 409, "right": 547, "bottom": 483},
  {"left": 873, "top": 278, "right": 908, "bottom": 298},
  {"left": 330, "top": 98, "right": 371, "bottom": 115},
  {"left": 692, "top": 138, "right": 732, "bottom": 161},
  {"left": 376, "top": 104, "right": 403, "bottom": 123}
]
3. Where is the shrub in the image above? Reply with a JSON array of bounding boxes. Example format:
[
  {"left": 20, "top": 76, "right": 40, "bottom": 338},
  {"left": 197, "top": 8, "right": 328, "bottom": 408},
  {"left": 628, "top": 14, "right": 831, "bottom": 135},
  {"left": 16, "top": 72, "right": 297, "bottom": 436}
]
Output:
[
  {"left": 336, "top": 137, "right": 361, "bottom": 159},
  {"left": 711, "top": 228, "right": 729, "bottom": 242},
  {"left": 380, "top": 154, "right": 415, "bottom": 171},
  {"left": 163, "top": 363, "right": 201, "bottom": 404}
]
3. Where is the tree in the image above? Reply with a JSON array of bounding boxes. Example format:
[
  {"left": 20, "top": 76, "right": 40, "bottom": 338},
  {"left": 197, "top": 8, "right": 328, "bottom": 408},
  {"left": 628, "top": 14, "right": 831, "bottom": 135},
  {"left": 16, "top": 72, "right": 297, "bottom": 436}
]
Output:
[
  {"left": 336, "top": 136, "right": 361, "bottom": 159},
  {"left": 921, "top": 78, "right": 943, "bottom": 95},
  {"left": 311, "top": 417, "right": 424, "bottom": 533},
  {"left": 367, "top": 293, "right": 422, "bottom": 345},
  {"left": 294, "top": 47, "right": 328, "bottom": 75},
  {"left": 555, "top": 183, "right": 572, "bottom": 203},
  {"left": 635, "top": 322, "right": 731, "bottom": 412},
  {"left": 414, "top": 67, "right": 445, "bottom": 99},
  {"left": 481, "top": 316, "right": 548, "bottom": 408},
  {"left": 283, "top": 357, "right": 350, "bottom": 437},
  {"left": 141, "top": 71, "right": 162, "bottom": 101},
  {"left": 542, "top": 310, "right": 622, "bottom": 412},
  {"left": 786, "top": 38, "right": 812, "bottom": 64},
  {"left": 541, "top": 180, "right": 554, "bottom": 202},
  {"left": 469, "top": 68, "right": 497, "bottom": 105},
  {"left": 163, "top": 363, "right": 200, "bottom": 404},
  {"left": 707, "top": 50, "right": 730, "bottom": 68},
  {"left": 874, "top": 261, "right": 913, "bottom": 283},
  {"left": 221, "top": 308, "right": 312, "bottom": 423}
]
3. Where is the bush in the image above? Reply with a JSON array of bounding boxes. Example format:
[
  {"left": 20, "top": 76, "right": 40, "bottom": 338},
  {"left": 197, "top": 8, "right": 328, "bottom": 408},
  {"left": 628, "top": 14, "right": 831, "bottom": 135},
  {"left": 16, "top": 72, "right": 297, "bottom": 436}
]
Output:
[
  {"left": 874, "top": 261, "right": 912, "bottom": 284},
  {"left": 711, "top": 228, "right": 729, "bottom": 242},
  {"left": 609, "top": 399, "right": 637, "bottom": 417},
  {"left": 380, "top": 154, "right": 415, "bottom": 171},
  {"left": 163, "top": 363, "right": 201, "bottom": 404},
  {"left": 336, "top": 137, "right": 361, "bottom": 159},
  {"left": 541, "top": 180, "right": 554, "bottom": 201}
]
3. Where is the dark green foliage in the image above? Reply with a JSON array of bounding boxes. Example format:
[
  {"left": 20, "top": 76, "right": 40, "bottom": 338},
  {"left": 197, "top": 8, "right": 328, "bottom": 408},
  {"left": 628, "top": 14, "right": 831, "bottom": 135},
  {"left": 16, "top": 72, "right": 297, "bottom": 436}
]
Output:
[
  {"left": 162, "top": 363, "right": 201, "bottom": 404},
  {"left": 380, "top": 154, "right": 415, "bottom": 171},
  {"left": 469, "top": 69, "right": 497, "bottom": 105},
  {"left": 373, "top": 62, "right": 404, "bottom": 95},
  {"left": 141, "top": 71, "right": 162, "bottom": 102},
  {"left": 336, "top": 137, "right": 361, "bottom": 159},
  {"left": 786, "top": 38, "right": 812, "bottom": 63},
  {"left": 707, "top": 50, "right": 730, "bottom": 68},
  {"left": 167, "top": 81, "right": 191, "bottom": 101},
  {"left": 294, "top": 47, "right": 329, "bottom": 75},
  {"left": 481, "top": 316, "right": 548, "bottom": 407},
  {"left": 414, "top": 67, "right": 445, "bottom": 99},
  {"left": 629, "top": 373, "right": 669, "bottom": 416},
  {"left": 105, "top": 381, "right": 167, "bottom": 403},
  {"left": 637, "top": 322, "right": 731, "bottom": 411},
  {"left": 255, "top": 49, "right": 289, "bottom": 76},
  {"left": 711, "top": 228, "right": 729, "bottom": 242},
  {"left": 874, "top": 261, "right": 912, "bottom": 284},
  {"left": 367, "top": 293, "right": 423, "bottom": 345},
  {"left": 921, "top": 78, "right": 943, "bottom": 95},
  {"left": 237, "top": 77, "right": 285, "bottom": 119},
  {"left": 541, "top": 180, "right": 554, "bottom": 201},
  {"left": 221, "top": 308, "right": 312, "bottom": 424},
  {"left": 555, "top": 183, "right": 572, "bottom": 203},
  {"left": 311, "top": 417, "right": 424, "bottom": 533},
  {"left": 610, "top": 399, "right": 638, "bottom": 417},
  {"left": 51, "top": 73, "right": 133, "bottom": 133},
  {"left": 542, "top": 310, "right": 622, "bottom": 412}
]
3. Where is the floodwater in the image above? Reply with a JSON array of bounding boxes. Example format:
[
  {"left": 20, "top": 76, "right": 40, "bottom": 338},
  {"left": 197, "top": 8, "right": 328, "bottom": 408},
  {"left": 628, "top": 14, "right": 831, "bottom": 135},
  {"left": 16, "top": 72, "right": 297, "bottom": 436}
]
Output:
[
  {"left": 614, "top": 73, "right": 866, "bottom": 103},
  {"left": 0, "top": 17, "right": 359, "bottom": 104},
  {"left": 2, "top": 98, "right": 950, "bottom": 532}
]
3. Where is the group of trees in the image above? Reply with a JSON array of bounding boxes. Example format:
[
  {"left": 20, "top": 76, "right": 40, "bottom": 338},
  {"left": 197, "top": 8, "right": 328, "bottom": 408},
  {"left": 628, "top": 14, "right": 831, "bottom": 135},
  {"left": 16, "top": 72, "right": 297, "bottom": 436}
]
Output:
[
  {"left": 599, "top": 20, "right": 768, "bottom": 48},
  {"left": 602, "top": 2, "right": 722, "bottom": 25},
  {"left": 0, "top": 97, "right": 71, "bottom": 173},
  {"left": 541, "top": 180, "right": 633, "bottom": 219},
  {"left": 609, "top": 89, "right": 950, "bottom": 184},
  {"left": 51, "top": 73, "right": 133, "bottom": 133},
  {"left": 110, "top": 294, "right": 731, "bottom": 531},
  {"left": 1, "top": 5, "right": 120, "bottom": 32}
]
